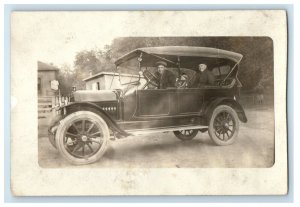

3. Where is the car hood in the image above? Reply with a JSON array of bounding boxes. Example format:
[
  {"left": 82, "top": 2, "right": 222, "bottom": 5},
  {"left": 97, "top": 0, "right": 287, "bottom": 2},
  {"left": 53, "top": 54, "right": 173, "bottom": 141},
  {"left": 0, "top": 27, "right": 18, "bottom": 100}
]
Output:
[{"left": 73, "top": 90, "right": 117, "bottom": 102}]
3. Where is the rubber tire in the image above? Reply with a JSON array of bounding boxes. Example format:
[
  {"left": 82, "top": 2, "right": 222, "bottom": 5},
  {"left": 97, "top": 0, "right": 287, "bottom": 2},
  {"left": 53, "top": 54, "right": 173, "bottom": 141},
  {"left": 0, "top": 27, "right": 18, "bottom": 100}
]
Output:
[
  {"left": 174, "top": 130, "right": 198, "bottom": 141},
  {"left": 208, "top": 105, "right": 239, "bottom": 146},
  {"left": 55, "top": 111, "right": 110, "bottom": 165}
]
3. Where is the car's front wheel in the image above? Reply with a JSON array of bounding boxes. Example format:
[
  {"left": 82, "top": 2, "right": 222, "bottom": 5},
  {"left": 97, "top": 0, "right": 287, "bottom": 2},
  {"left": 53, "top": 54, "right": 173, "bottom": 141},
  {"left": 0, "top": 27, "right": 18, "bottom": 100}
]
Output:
[
  {"left": 174, "top": 130, "right": 198, "bottom": 141},
  {"left": 208, "top": 105, "right": 239, "bottom": 146},
  {"left": 55, "top": 111, "right": 110, "bottom": 165}
]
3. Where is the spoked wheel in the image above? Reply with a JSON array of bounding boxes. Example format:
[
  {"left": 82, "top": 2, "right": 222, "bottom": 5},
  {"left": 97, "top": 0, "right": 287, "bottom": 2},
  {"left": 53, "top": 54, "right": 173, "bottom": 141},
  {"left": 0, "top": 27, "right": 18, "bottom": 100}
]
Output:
[
  {"left": 174, "top": 129, "right": 198, "bottom": 141},
  {"left": 208, "top": 105, "right": 239, "bottom": 146},
  {"left": 55, "top": 111, "right": 109, "bottom": 165}
]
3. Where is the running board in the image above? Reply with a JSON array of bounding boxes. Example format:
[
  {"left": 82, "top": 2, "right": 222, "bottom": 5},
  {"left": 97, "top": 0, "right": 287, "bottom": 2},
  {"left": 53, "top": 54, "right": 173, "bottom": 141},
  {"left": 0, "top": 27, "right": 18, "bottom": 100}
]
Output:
[{"left": 125, "top": 125, "right": 208, "bottom": 136}]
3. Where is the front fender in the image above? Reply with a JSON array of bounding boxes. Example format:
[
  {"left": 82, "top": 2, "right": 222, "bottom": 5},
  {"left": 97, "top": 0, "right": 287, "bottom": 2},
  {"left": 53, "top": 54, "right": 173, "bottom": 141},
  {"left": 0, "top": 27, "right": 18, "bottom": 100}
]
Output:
[
  {"left": 204, "top": 98, "right": 247, "bottom": 123},
  {"left": 48, "top": 113, "right": 63, "bottom": 148},
  {"left": 64, "top": 102, "right": 130, "bottom": 137}
]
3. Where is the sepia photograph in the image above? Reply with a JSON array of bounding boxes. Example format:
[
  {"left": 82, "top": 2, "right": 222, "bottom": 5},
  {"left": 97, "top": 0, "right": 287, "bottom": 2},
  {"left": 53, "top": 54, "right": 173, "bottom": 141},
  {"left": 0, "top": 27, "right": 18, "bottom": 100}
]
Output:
[
  {"left": 38, "top": 37, "right": 274, "bottom": 168},
  {"left": 10, "top": 10, "right": 287, "bottom": 196}
]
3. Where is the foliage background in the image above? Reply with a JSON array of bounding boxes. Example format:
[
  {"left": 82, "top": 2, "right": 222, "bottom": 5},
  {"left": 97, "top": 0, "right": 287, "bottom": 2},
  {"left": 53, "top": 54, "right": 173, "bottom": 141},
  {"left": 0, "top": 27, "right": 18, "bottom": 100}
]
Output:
[{"left": 57, "top": 37, "right": 273, "bottom": 96}]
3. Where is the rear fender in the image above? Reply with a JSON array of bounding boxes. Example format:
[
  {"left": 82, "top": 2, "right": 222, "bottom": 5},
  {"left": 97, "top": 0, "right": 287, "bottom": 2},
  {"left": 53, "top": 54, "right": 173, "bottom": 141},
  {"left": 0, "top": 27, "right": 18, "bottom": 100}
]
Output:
[{"left": 204, "top": 98, "right": 247, "bottom": 123}]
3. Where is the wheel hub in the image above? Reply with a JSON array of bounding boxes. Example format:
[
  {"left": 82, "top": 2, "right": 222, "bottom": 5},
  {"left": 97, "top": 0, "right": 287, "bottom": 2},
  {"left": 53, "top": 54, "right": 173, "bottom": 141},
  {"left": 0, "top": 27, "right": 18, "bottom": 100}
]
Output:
[
  {"left": 224, "top": 123, "right": 229, "bottom": 128},
  {"left": 81, "top": 135, "right": 88, "bottom": 142}
]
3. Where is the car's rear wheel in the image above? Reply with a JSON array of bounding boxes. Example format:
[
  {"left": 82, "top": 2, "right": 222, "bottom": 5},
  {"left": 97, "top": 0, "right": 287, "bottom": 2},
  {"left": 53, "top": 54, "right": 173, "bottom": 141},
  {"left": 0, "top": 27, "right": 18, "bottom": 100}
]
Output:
[
  {"left": 174, "top": 129, "right": 198, "bottom": 141},
  {"left": 55, "top": 111, "right": 109, "bottom": 165},
  {"left": 208, "top": 105, "right": 239, "bottom": 146}
]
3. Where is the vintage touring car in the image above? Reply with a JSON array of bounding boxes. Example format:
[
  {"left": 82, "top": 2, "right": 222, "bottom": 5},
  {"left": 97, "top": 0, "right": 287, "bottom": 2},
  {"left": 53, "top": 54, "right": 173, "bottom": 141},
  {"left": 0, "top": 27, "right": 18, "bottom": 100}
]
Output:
[{"left": 48, "top": 46, "right": 247, "bottom": 165}]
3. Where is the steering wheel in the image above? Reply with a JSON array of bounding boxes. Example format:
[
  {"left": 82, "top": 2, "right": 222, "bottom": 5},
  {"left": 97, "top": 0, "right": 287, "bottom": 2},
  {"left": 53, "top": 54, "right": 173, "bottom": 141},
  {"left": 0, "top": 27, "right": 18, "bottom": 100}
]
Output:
[
  {"left": 176, "top": 75, "right": 189, "bottom": 88},
  {"left": 142, "top": 69, "right": 160, "bottom": 87}
]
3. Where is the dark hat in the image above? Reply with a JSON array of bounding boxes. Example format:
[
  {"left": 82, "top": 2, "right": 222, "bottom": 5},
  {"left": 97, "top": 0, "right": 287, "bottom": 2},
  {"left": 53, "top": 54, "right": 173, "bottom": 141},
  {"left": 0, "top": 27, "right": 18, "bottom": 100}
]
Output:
[{"left": 156, "top": 61, "right": 167, "bottom": 67}]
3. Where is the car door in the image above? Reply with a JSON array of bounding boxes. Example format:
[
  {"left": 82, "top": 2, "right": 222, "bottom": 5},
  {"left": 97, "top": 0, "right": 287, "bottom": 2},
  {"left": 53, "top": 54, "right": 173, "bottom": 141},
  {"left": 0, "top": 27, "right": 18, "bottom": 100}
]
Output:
[
  {"left": 136, "top": 89, "right": 177, "bottom": 117},
  {"left": 176, "top": 88, "right": 204, "bottom": 115}
]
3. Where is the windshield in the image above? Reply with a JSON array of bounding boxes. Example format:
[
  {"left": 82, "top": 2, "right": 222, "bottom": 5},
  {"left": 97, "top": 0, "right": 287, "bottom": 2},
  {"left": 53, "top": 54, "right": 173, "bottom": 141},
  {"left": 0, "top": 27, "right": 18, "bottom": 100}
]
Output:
[
  {"left": 115, "top": 57, "right": 147, "bottom": 94},
  {"left": 117, "top": 57, "right": 141, "bottom": 85}
]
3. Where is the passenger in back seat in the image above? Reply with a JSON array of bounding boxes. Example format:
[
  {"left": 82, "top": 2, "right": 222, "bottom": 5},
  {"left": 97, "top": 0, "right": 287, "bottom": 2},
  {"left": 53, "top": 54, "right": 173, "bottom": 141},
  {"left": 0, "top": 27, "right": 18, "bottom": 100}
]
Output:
[{"left": 191, "top": 63, "right": 215, "bottom": 87}]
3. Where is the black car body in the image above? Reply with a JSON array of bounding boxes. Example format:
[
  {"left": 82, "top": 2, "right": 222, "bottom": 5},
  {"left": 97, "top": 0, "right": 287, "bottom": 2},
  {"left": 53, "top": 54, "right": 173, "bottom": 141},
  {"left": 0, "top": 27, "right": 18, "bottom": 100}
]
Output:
[{"left": 48, "top": 46, "right": 247, "bottom": 165}]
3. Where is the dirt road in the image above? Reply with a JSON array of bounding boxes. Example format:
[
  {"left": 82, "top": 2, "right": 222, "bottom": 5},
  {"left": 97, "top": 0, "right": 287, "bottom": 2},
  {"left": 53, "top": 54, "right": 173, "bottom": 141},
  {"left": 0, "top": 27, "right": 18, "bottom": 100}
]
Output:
[{"left": 38, "top": 107, "right": 274, "bottom": 168}]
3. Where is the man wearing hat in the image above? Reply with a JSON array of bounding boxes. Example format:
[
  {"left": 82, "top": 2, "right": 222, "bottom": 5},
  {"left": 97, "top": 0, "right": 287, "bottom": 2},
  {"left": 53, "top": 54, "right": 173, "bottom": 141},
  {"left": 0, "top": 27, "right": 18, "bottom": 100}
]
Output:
[{"left": 155, "top": 61, "right": 176, "bottom": 89}]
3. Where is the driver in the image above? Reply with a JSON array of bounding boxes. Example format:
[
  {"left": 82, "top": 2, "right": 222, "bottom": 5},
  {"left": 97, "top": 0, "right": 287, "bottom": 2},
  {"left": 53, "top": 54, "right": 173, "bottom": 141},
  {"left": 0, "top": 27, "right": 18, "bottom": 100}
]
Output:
[{"left": 155, "top": 61, "right": 176, "bottom": 89}]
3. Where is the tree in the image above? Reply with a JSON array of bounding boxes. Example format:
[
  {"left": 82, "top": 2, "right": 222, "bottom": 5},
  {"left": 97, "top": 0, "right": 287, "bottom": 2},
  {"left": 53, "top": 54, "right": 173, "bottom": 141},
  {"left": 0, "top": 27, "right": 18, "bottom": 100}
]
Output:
[
  {"left": 57, "top": 64, "right": 76, "bottom": 96},
  {"left": 74, "top": 50, "right": 101, "bottom": 75}
]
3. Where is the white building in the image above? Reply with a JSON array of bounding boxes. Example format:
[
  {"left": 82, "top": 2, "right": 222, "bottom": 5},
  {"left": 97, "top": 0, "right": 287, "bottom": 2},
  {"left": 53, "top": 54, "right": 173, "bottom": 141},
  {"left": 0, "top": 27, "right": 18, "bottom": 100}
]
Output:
[{"left": 83, "top": 72, "right": 146, "bottom": 90}]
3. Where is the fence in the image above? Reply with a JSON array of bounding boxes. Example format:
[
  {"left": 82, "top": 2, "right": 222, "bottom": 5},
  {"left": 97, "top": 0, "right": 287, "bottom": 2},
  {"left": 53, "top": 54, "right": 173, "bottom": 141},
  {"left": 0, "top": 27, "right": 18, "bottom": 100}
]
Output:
[
  {"left": 239, "top": 92, "right": 274, "bottom": 109},
  {"left": 38, "top": 95, "right": 70, "bottom": 120}
]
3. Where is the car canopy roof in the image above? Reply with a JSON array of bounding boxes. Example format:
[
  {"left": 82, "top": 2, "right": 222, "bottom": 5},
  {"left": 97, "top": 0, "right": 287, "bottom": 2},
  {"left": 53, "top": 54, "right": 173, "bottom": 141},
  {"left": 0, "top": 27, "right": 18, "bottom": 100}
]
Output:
[{"left": 115, "top": 46, "right": 243, "bottom": 68}]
